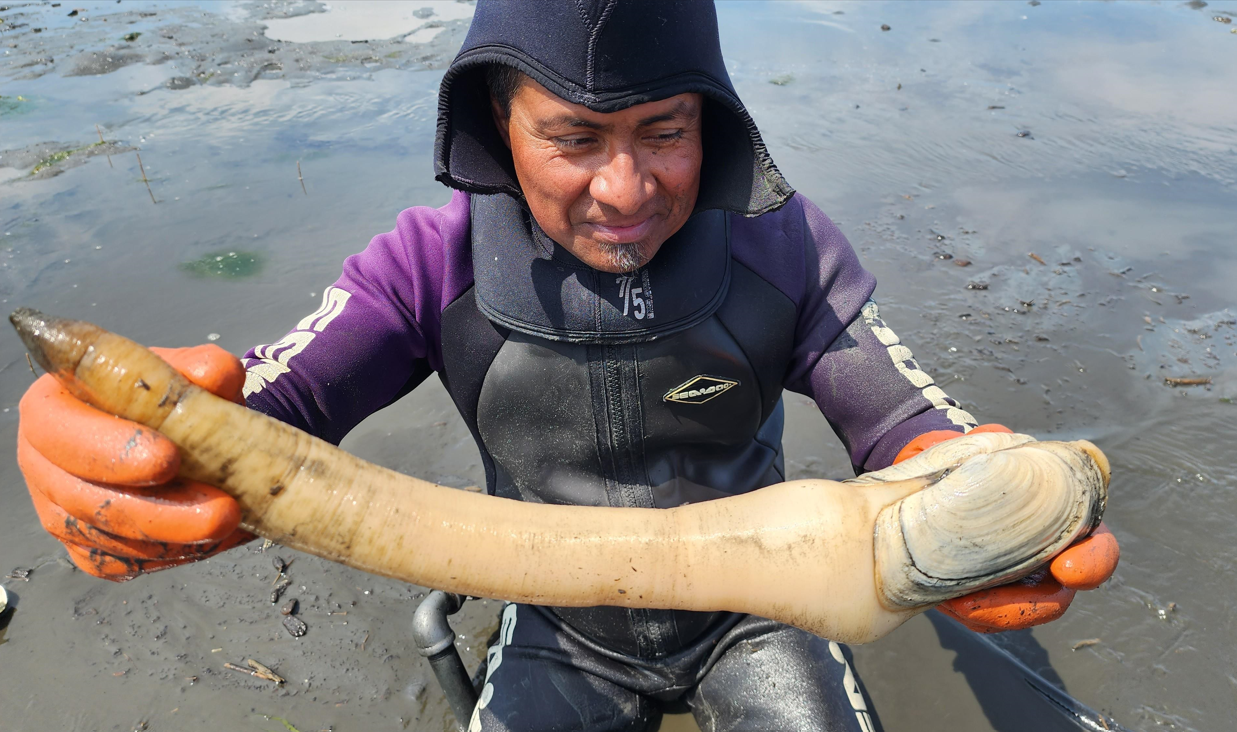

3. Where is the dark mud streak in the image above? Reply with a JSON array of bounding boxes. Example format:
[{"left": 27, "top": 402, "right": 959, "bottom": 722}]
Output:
[{"left": 121, "top": 431, "right": 140, "bottom": 459}]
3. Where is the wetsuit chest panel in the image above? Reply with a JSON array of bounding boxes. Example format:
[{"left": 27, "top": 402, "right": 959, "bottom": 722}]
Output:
[
  {"left": 636, "top": 317, "right": 767, "bottom": 506},
  {"left": 474, "top": 314, "right": 791, "bottom": 509},
  {"left": 715, "top": 260, "right": 798, "bottom": 425},
  {"left": 475, "top": 332, "right": 608, "bottom": 506},
  {"left": 439, "top": 287, "right": 509, "bottom": 496}
]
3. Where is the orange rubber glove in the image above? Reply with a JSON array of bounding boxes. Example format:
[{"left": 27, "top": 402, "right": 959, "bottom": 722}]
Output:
[
  {"left": 892, "top": 424, "right": 1120, "bottom": 633},
  {"left": 16, "top": 345, "right": 253, "bottom": 581}
]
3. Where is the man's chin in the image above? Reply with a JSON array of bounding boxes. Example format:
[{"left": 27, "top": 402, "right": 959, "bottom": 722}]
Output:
[{"left": 596, "top": 241, "right": 650, "bottom": 273}]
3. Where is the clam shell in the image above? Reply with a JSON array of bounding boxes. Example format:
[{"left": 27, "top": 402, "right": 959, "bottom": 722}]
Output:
[
  {"left": 849, "top": 431, "right": 1037, "bottom": 486},
  {"left": 869, "top": 436, "right": 1108, "bottom": 609},
  {"left": 0, "top": 584, "right": 7, "bottom": 615}
]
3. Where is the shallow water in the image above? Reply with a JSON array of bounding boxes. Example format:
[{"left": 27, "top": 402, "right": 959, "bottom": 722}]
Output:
[{"left": 1, "top": 1, "right": 1234, "bottom": 730}]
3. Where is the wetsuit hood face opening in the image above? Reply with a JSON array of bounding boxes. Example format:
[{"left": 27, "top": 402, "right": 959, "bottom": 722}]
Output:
[{"left": 433, "top": 0, "right": 794, "bottom": 217}]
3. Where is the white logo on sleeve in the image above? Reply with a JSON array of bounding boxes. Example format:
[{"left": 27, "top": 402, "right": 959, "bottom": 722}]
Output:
[
  {"left": 861, "top": 300, "right": 977, "bottom": 431},
  {"left": 242, "top": 286, "right": 352, "bottom": 398}
]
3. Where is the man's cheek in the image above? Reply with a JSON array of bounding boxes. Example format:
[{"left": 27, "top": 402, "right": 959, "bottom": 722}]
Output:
[{"left": 661, "top": 146, "right": 702, "bottom": 189}]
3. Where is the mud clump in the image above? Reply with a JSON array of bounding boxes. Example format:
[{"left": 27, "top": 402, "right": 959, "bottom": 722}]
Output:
[
  {"left": 0, "top": 140, "right": 134, "bottom": 180},
  {"left": 65, "top": 49, "right": 143, "bottom": 77},
  {"left": 0, "top": 2, "right": 471, "bottom": 89},
  {"left": 282, "top": 614, "right": 308, "bottom": 638}
]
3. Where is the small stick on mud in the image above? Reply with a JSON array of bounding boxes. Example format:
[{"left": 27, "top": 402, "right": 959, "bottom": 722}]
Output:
[
  {"left": 224, "top": 662, "right": 256, "bottom": 677},
  {"left": 1164, "top": 376, "right": 1211, "bottom": 387},
  {"left": 297, "top": 160, "right": 307, "bottom": 196},
  {"left": 247, "top": 659, "right": 286, "bottom": 685},
  {"left": 135, "top": 153, "right": 156, "bottom": 204},
  {"left": 224, "top": 660, "right": 284, "bottom": 685},
  {"left": 360, "top": 630, "right": 369, "bottom": 651},
  {"left": 96, "top": 124, "right": 113, "bottom": 168},
  {"left": 1028, "top": 252, "right": 1047, "bottom": 266}
]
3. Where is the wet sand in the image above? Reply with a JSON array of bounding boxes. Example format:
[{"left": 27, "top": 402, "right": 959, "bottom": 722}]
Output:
[{"left": 1, "top": 1, "right": 1235, "bottom": 730}]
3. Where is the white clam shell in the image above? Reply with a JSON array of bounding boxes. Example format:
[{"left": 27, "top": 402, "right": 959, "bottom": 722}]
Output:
[
  {"left": 849, "top": 431, "right": 1038, "bottom": 486},
  {"left": 863, "top": 435, "right": 1108, "bottom": 609},
  {"left": 0, "top": 584, "right": 7, "bottom": 615}
]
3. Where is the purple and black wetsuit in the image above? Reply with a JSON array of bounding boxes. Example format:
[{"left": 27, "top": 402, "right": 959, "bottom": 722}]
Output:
[
  {"left": 241, "top": 1, "right": 980, "bottom": 729},
  {"left": 242, "top": 191, "right": 973, "bottom": 475},
  {"left": 241, "top": 190, "right": 974, "bottom": 732}
]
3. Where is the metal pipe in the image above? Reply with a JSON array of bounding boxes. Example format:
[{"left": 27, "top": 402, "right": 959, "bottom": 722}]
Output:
[{"left": 412, "top": 591, "right": 477, "bottom": 730}]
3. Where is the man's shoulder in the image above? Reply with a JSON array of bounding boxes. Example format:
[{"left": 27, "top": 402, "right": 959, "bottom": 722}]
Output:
[
  {"left": 388, "top": 189, "right": 473, "bottom": 256},
  {"left": 728, "top": 193, "right": 814, "bottom": 303},
  {"left": 343, "top": 189, "right": 474, "bottom": 310},
  {"left": 729, "top": 192, "right": 808, "bottom": 248},
  {"left": 727, "top": 192, "right": 867, "bottom": 306}
]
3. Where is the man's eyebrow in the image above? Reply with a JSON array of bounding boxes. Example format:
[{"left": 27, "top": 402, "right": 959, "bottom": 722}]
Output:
[
  {"left": 540, "top": 101, "right": 696, "bottom": 131},
  {"left": 637, "top": 100, "right": 694, "bottom": 127},
  {"left": 541, "top": 115, "right": 604, "bottom": 130}
]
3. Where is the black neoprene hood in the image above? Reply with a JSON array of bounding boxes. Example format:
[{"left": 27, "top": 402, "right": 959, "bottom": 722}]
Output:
[{"left": 433, "top": 0, "right": 794, "bottom": 217}]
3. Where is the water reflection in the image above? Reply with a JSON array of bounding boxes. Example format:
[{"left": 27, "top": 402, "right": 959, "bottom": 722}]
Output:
[{"left": 262, "top": 1, "right": 473, "bottom": 44}]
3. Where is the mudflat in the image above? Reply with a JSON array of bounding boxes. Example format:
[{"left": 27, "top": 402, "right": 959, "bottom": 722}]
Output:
[{"left": 1, "top": 2, "right": 1233, "bottom": 730}]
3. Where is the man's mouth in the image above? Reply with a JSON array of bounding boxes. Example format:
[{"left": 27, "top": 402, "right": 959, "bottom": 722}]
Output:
[{"left": 586, "top": 217, "right": 655, "bottom": 244}]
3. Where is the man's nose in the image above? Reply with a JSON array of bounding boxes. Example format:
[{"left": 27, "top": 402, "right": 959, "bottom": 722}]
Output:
[{"left": 590, "top": 150, "right": 655, "bottom": 217}]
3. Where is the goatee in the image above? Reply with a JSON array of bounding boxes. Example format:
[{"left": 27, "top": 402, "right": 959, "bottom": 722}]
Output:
[{"left": 600, "top": 241, "right": 647, "bottom": 273}]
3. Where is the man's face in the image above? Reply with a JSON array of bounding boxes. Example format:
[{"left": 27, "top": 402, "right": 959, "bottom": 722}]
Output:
[{"left": 492, "top": 79, "right": 703, "bottom": 273}]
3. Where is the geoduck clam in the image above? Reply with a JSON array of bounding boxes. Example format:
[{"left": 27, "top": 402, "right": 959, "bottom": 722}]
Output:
[
  {"left": 11, "top": 308, "right": 1110, "bottom": 643},
  {"left": 854, "top": 434, "right": 1109, "bottom": 609}
]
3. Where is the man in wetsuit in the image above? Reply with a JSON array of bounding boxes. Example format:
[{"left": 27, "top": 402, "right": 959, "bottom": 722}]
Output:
[{"left": 17, "top": 2, "right": 1117, "bottom": 730}]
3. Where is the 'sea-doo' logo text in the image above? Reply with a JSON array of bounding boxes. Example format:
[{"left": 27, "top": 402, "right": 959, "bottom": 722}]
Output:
[{"left": 662, "top": 375, "right": 740, "bottom": 404}]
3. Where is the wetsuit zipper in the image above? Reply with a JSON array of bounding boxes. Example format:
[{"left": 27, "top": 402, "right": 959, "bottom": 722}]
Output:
[{"left": 589, "top": 342, "right": 680, "bottom": 658}]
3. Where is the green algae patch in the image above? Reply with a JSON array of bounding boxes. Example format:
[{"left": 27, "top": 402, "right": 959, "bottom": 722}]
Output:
[
  {"left": 180, "top": 250, "right": 264, "bottom": 279},
  {"left": 30, "top": 141, "right": 105, "bottom": 174},
  {"left": 0, "top": 95, "right": 34, "bottom": 118}
]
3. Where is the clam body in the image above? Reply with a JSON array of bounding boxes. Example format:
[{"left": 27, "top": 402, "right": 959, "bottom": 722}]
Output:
[{"left": 858, "top": 435, "right": 1108, "bottom": 609}]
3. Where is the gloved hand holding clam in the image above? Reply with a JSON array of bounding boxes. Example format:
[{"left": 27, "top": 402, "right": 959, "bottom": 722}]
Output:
[{"left": 10, "top": 308, "right": 1109, "bottom": 644}]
